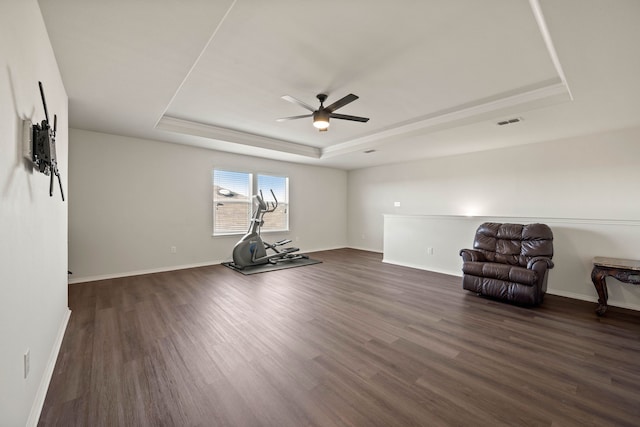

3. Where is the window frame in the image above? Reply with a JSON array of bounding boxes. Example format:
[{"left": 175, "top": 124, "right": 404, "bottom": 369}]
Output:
[
  {"left": 212, "top": 169, "right": 253, "bottom": 237},
  {"left": 212, "top": 168, "right": 290, "bottom": 237},
  {"left": 256, "top": 173, "right": 290, "bottom": 234}
]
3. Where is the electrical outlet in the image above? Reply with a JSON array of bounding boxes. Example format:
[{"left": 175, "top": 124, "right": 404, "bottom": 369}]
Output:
[
  {"left": 427, "top": 247, "right": 434, "bottom": 255},
  {"left": 394, "top": 201, "right": 401, "bottom": 207},
  {"left": 24, "top": 349, "right": 30, "bottom": 379},
  {"left": 170, "top": 246, "right": 177, "bottom": 254}
]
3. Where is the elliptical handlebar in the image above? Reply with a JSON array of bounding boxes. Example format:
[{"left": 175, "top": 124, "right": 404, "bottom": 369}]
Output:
[{"left": 257, "top": 189, "right": 278, "bottom": 213}]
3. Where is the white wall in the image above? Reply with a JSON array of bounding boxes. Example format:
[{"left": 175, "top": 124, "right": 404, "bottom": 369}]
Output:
[
  {"left": 348, "top": 126, "right": 640, "bottom": 309},
  {"left": 384, "top": 215, "right": 640, "bottom": 311},
  {"left": 0, "top": 1, "right": 70, "bottom": 425},
  {"left": 68, "top": 129, "right": 348, "bottom": 282}
]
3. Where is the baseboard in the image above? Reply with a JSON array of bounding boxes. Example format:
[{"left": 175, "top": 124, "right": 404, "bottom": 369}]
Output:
[
  {"left": 68, "top": 260, "right": 225, "bottom": 284},
  {"left": 382, "top": 258, "right": 460, "bottom": 277},
  {"left": 546, "top": 289, "right": 598, "bottom": 303},
  {"left": 382, "top": 259, "right": 640, "bottom": 313},
  {"left": 306, "top": 245, "right": 351, "bottom": 253},
  {"left": 347, "top": 245, "right": 383, "bottom": 254},
  {"left": 546, "top": 289, "right": 640, "bottom": 312},
  {"left": 68, "top": 246, "right": 349, "bottom": 284},
  {"left": 26, "top": 308, "right": 71, "bottom": 427}
]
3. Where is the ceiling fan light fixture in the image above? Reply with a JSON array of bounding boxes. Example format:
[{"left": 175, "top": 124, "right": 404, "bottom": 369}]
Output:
[
  {"left": 279, "top": 93, "right": 368, "bottom": 131},
  {"left": 313, "top": 110, "right": 330, "bottom": 129},
  {"left": 313, "top": 120, "right": 330, "bottom": 130}
]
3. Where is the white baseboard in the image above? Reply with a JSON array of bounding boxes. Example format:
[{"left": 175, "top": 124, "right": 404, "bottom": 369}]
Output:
[
  {"left": 546, "top": 289, "right": 598, "bottom": 303},
  {"left": 306, "top": 245, "right": 352, "bottom": 253},
  {"left": 347, "top": 245, "right": 383, "bottom": 254},
  {"left": 382, "top": 258, "right": 640, "bottom": 313},
  {"left": 68, "top": 260, "right": 225, "bottom": 284},
  {"left": 27, "top": 308, "right": 71, "bottom": 427},
  {"left": 68, "top": 246, "right": 349, "bottom": 284},
  {"left": 382, "top": 257, "right": 460, "bottom": 277},
  {"left": 547, "top": 289, "right": 640, "bottom": 312}
]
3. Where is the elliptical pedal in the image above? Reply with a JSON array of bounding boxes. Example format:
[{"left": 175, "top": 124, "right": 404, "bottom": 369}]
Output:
[
  {"left": 274, "top": 239, "right": 292, "bottom": 246},
  {"left": 280, "top": 246, "right": 299, "bottom": 254}
]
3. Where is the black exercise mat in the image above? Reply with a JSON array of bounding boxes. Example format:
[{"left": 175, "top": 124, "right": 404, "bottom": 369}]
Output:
[{"left": 222, "top": 257, "right": 322, "bottom": 275}]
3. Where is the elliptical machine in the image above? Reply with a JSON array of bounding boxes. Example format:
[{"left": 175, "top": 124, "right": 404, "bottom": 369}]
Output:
[{"left": 230, "top": 189, "right": 307, "bottom": 269}]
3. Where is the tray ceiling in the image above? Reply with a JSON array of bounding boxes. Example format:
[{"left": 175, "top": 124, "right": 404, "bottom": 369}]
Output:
[{"left": 39, "top": 0, "right": 640, "bottom": 169}]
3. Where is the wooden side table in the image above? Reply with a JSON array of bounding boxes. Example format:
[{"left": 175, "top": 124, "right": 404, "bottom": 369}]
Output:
[{"left": 591, "top": 257, "right": 640, "bottom": 316}]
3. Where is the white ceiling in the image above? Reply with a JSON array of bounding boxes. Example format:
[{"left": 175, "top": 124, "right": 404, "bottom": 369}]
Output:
[{"left": 38, "top": 0, "right": 640, "bottom": 170}]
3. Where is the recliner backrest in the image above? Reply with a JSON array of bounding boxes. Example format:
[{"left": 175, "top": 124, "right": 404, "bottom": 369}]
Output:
[{"left": 473, "top": 222, "right": 553, "bottom": 267}]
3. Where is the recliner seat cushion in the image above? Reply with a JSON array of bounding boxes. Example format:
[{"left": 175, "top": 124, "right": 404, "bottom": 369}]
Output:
[
  {"left": 462, "top": 275, "right": 541, "bottom": 305},
  {"left": 462, "top": 261, "right": 538, "bottom": 286}
]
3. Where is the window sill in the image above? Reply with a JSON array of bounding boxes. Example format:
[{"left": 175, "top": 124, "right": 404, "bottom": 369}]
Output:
[{"left": 212, "top": 229, "right": 290, "bottom": 237}]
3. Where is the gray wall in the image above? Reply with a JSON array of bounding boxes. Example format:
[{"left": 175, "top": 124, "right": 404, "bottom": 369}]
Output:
[
  {"left": 68, "top": 129, "right": 348, "bottom": 281},
  {"left": 348, "top": 125, "right": 640, "bottom": 309},
  {"left": 384, "top": 214, "right": 640, "bottom": 311},
  {"left": 0, "top": 1, "right": 70, "bottom": 425}
]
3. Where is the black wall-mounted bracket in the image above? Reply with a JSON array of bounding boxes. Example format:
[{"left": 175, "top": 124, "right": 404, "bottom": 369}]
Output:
[{"left": 25, "top": 81, "right": 64, "bottom": 201}]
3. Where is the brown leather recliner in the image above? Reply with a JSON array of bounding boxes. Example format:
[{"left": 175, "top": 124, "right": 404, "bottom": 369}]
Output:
[{"left": 460, "top": 222, "right": 554, "bottom": 305}]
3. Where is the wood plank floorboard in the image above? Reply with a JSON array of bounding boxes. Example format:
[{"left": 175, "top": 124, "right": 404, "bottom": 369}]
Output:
[{"left": 39, "top": 248, "right": 640, "bottom": 426}]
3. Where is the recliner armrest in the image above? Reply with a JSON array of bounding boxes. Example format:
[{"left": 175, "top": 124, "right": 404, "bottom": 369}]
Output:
[
  {"left": 460, "top": 249, "right": 485, "bottom": 262},
  {"left": 527, "top": 257, "right": 554, "bottom": 270}
]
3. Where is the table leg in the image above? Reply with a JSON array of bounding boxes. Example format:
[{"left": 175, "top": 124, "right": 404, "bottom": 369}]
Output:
[{"left": 591, "top": 267, "right": 609, "bottom": 316}]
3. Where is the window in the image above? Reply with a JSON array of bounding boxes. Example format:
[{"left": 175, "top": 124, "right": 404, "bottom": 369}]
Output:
[
  {"left": 257, "top": 174, "right": 289, "bottom": 232},
  {"left": 213, "top": 170, "right": 252, "bottom": 235},
  {"left": 212, "top": 169, "right": 289, "bottom": 236}
]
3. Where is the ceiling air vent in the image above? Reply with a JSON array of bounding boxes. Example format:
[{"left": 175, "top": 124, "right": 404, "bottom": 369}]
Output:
[{"left": 497, "top": 117, "right": 523, "bottom": 126}]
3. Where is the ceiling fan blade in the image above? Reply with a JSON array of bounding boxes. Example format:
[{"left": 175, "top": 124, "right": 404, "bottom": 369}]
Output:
[
  {"left": 281, "top": 95, "right": 316, "bottom": 112},
  {"left": 276, "top": 114, "right": 313, "bottom": 122},
  {"left": 325, "top": 94, "right": 359, "bottom": 113},
  {"left": 329, "top": 113, "right": 369, "bottom": 123}
]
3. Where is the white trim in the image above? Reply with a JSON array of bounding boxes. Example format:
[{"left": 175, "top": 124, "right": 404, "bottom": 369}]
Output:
[
  {"left": 546, "top": 289, "right": 640, "bottom": 312},
  {"left": 529, "top": 0, "right": 573, "bottom": 100},
  {"left": 382, "top": 258, "right": 458, "bottom": 277},
  {"left": 302, "top": 245, "right": 349, "bottom": 254},
  {"left": 151, "top": 1, "right": 573, "bottom": 162},
  {"left": 383, "top": 214, "right": 640, "bottom": 227},
  {"left": 322, "top": 82, "right": 569, "bottom": 158},
  {"left": 155, "top": 0, "right": 239, "bottom": 127},
  {"left": 546, "top": 289, "right": 597, "bottom": 304},
  {"left": 158, "top": 81, "right": 569, "bottom": 161},
  {"left": 212, "top": 227, "right": 291, "bottom": 238},
  {"left": 348, "top": 245, "right": 383, "bottom": 254},
  {"left": 382, "top": 258, "right": 640, "bottom": 312},
  {"left": 68, "top": 245, "right": 348, "bottom": 284},
  {"left": 26, "top": 308, "right": 71, "bottom": 427},
  {"left": 157, "top": 116, "right": 321, "bottom": 158},
  {"left": 68, "top": 260, "right": 226, "bottom": 284}
]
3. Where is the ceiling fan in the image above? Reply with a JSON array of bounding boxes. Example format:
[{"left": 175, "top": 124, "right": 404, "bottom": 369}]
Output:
[{"left": 277, "top": 93, "right": 369, "bottom": 132}]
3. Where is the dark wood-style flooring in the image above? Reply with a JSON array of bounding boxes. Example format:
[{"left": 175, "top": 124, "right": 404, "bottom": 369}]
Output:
[{"left": 39, "top": 249, "right": 640, "bottom": 426}]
